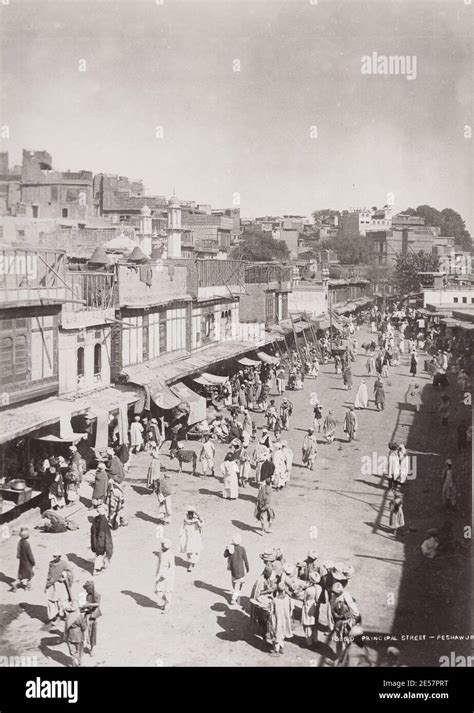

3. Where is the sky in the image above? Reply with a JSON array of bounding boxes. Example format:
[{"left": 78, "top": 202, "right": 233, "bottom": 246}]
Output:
[{"left": 0, "top": 0, "right": 472, "bottom": 229}]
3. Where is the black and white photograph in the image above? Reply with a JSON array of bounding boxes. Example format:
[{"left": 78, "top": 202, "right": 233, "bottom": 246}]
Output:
[{"left": 0, "top": 0, "right": 472, "bottom": 699}]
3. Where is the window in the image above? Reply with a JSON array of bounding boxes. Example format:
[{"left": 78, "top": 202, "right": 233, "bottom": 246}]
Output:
[
  {"left": 93, "top": 343, "right": 101, "bottom": 375},
  {"left": 453, "top": 297, "right": 459, "bottom": 303},
  {"left": 122, "top": 315, "right": 143, "bottom": 367},
  {"left": 471, "top": 298, "right": 474, "bottom": 304},
  {"left": 32, "top": 205, "right": 39, "bottom": 218},
  {"left": 0, "top": 320, "right": 30, "bottom": 385},
  {"left": 62, "top": 208, "right": 68, "bottom": 218},
  {"left": 77, "top": 347, "right": 85, "bottom": 378},
  {"left": 0, "top": 337, "right": 13, "bottom": 379},
  {"left": 462, "top": 296, "right": 467, "bottom": 304}
]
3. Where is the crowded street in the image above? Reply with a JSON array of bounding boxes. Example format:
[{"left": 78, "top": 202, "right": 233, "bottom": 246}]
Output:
[{"left": 0, "top": 319, "right": 470, "bottom": 668}]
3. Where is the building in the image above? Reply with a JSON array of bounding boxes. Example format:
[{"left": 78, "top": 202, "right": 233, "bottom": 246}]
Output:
[
  {"left": 181, "top": 209, "right": 233, "bottom": 259},
  {"left": 239, "top": 263, "right": 292, "bottom": 326},
  {"left": 19, "top": 150, "right": 94, "bottom": 222},
  {"left": 0, "top": 246, "right": 69, "bottom": 410},
  {"left": 0, "top": 152, "right": 22, "bottom": 216},
  {"left": 340, "top": 206, "right": 393, "bottom": 238},
  {"left": 369, "top": 212, "right": 455, "bottom": 268}
]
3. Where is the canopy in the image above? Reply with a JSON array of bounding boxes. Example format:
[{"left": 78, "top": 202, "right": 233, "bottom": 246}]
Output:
[
  {"left": 35, "top": 433, "right": 85, "bottom": 444},
  {"left": 170, "top": 382, "right": 206, "bottom": 425},
  {"left": 257, "top": 351, "right": 280, "bottom": 365},
  {"left": 150, "top": 382, "right": 181, "bottom": 410},
  {"left": 193, "top": 373, "right": 229, "bottom": 386},
  {"left": 238, "top": 357, "right": 261, "bottom": 367}
]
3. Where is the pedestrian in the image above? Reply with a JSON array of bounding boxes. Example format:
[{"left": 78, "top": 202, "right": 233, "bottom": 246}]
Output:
[
  {"left": 255, "top": 477, "right": 275, "bottom": 534},
  {"left": 374, "top": 377, "right": 385, "bottom": 411},
  {"left": 146, "top": 444, "right": 161, "bottom": 490},
  {"left": 156, "top": 471, "right": 172, "bottom": 524},
  {"left": 91, "top": 462, "right": 108, "bottom": 508},
  {"left": 457, "top": 369, "right": 469, "bottom": 392},
  {"left": 179, "top": 506, "right": 203, "bottom": 572},
  {"left": 130, "top": 415, "right": 144, "bottom": 454},
  {"left": 199, "top": 434, "right": 216, "bottom": 477},
  {"left": 366, "top": 354, "right": 375, "bottom": 376},
  {"left": 421, "top": 528, "right": 439, "bottom": 559},
  {"left": 45, "top": 553, "right": 74, "bottom": 624},
  {"left": 398, "top": 444, "right": 410, "bottom": 486},
  {"left": 239, "top": 446, "right": 252, "bottom": 488},
  {"left": 221, "top": 452, "right": 239, "bottom": 500},
  {"left": 313, "top": 399, "right": 323, "bottom": 432},
  {"left": 343, "top": 406, "right": 357, "bottom": 442},
  {"left": 64, "top": 601, "right": 86, "bottom": 667},
  {"left": 252, "top": 438, "right": 269, "bottom": 484},
  {"left": 224, "top": 534, "right": 250, "bottom": 606},
  {"left": 90, "top": 503, "right": 113, "bottom": 575},
  {"left": 441, "top": 459, "right": 456, "bottom": 510},
  {"left": 81, "top": 581, "right": 101, "bottom": 655},
  {"left": 267, "top": 582, "right": 293, "bottom": 655},
  {"left": 327, "top": 581, "right": 360, "bottom": 658},
  {"left": 47, "top": 467, "right": 65, "bottom": 510},
  {"left": 323, "top": 410, "right": 337, "bottom": 443},
  {"left": 389, "top": 490, "right": 405, "bottom": 537},
  {"left": 337, "top": 625, "right": 373, "bottom": 667},
  {"left": 405, "top": 382, "right": 422, "bottom": 412},
  {"left": 301, "top": 571, "right": 322, "bottom": 648},
  {"left": 276, "top": 367, "right": 286, "bottom": 395},
  {"left": 354, "top": 380, "right": 368, "bottom": 409},
  {"left": 281, "top": 440, "right": 293, "bottom": 483},
  {"left": 107, "top": 447, "right": 126, "bottom": 484},
  {"left": 155, "top": 538, "right": 175, "bottom": 612},
  {"left": 342, "top": 365, "right": 353, "bottom": 391},
  {"left": 438, "top": 394, "right": 450, "bottom": 427},
  {"left": 107, "top": 477, "right": 126, "bottom": 529},
  {"left": 385, "top": 441, "right": 399, "bottom": 488},
  {"left": 10, "top": 527, "right": 35, "bottom": 592},
  {"left": 272, "top": 442, "right": 287, "bottom": 489},
  {"left": 302, "top": 427, "right": 318, "bottom": 467},
  {"left": 409, "top": 353, "right": 418, "bottom": 377},
  {"left": 279, "top": 398, "right": 293, "bottom": 430}
]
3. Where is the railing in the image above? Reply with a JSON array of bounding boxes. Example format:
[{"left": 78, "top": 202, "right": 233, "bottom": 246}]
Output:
[
  {"left": 196, "top": 259, "right": 246, "bottom": 288},
  {"left": 245, "top": 264, "right": 292, "bottom": 285},
  {"left": 66, "top": 270, "right": 115, "bottom": 310},
  {"left": 0, "top": 247, "right": 67, "bottom": 302}
]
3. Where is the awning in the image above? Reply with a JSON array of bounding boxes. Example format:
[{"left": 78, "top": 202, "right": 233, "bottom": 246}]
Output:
[
  {"left": 35, "top": 433, "right": 85, "bottom": 443},
  {"left": 257, "top": 351, "right": 280, "bottom": 365},
  {"left": 151, "top": 383, "right": 181, "bottom": 410},
  {"left": 193, "top": 372, "right": 229, "bottom": 386},
  {"left": 0, "top": 397, "right": 62, "bottom": 446},
  {"left": 170, "top": 382, "right": 206, "bottom": 425},
  {"left": 238, "top": 357, "right": 261, "bottom": 367},
  {"left": 121, "top": 363, "right": 181, "bottom": 410}
]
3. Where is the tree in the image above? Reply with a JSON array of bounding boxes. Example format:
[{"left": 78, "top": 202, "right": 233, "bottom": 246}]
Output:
[
  {"left": 393, "top": 252, "right": 440, "bottom": 294},
  {"left": 312, "top": 209, "right": 341, "bottom": 227},
  {"left": 401, "top": 205, "right": 472, "bottom": 251},
  {"left": 229, "top": 230, "right": 289, "bottom": 261},
  {"left": 320, "top": 232, "right": 372, "bottom": 265}
]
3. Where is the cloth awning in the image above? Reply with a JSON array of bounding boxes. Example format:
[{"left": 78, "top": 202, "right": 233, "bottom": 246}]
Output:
[
  {"left": 193, "top": 373, "right": 229, "bottom": 386},
  {"left": 35, "top": 433, "right": 85, "bottom": 443},
  {"left": 121, "top": 362, "right": 181, "bottom": 410},
  {"left": 238, "top": 357, "right": 261, "bottom": 367},
  {"left": 170, "top": 382, "right": 206, "bottom": 425},
  {"left": 257, "top": 351, "right": 280, "bottom": 365}
]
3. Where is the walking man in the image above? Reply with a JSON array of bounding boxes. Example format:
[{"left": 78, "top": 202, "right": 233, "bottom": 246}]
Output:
[{"left": 224, "top": 534, "right": 250, "bottom": 607}]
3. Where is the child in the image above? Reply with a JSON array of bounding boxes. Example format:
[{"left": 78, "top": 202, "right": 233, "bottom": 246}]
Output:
[
  {"left": 389, "top": 491, "right": 405, "bottom": 538},
  {"left": 11, "top": 527, "right": 35, "bottom": 592}
]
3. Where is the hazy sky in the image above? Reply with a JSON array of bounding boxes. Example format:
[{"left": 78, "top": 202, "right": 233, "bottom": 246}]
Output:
[{"left": 0, "top": 0, "right": 472, "bottom": 228}]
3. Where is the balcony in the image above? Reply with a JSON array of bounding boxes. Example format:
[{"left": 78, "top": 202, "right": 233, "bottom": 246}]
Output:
[
  {"left": 62, "top": 270, "right": 115, "bottom": 327},
  {"left": 244, "top": 263, "right": 292, "bottom": 289},
  {"left": 0, "top": 247, "right": 68, "bottom": 307}
]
